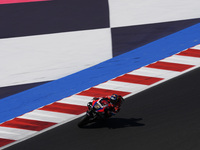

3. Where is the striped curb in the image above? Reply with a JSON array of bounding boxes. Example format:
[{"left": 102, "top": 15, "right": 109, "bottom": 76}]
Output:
[{"left": 1, "top": 44, "right": 200, "bottom": 149}]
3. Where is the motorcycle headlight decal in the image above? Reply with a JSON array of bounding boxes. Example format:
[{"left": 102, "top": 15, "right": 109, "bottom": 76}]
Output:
[{"left": 93, "top": 103, "right": 101, "bottom": 110}]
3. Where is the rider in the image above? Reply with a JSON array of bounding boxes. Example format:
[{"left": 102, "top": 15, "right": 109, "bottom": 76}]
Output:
[
  {"left": 108, "top": 94, "right": 124, "bottom": 114},
  {"left": 87, "top": 94, "right": 124, "bottom": 118}
]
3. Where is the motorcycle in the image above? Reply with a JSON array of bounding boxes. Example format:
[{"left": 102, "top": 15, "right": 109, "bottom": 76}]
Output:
[{"left": 78, "top": 97, "right": 112, "bottom": 128}]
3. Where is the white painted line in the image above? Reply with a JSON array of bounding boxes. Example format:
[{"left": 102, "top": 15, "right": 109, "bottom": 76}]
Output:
[
  {"left": 95, "top": 80, "right": 147, "bottom": 92},
  {"left": 0, "top": 28, "right": 112, "bottom": 87},
  {"left": 109, "top": 0, "right": 200, "bottom": 28},
  {"left": 67, "top": 95, "right": 93, "bottom": 101},
  {"left": 57, "top": 95, "right": 93, "bottom": 106},
  {"left": 128, "top": 67, "right": 179, "bottom": 79},
  {"left": 0, "top": 127, "right": 36, "bottom": 140},
  {"left": 18, "top": 110, "right": 76, "bottom": 123},
  {"left": 58, "top": 98, "right": 90, "bottom": 106},
  {"left": 160, "top": 55, "right": 200, "bottom": 65},
  {"left": 192, "top": 44, "right": 200, "bottom": 50}
]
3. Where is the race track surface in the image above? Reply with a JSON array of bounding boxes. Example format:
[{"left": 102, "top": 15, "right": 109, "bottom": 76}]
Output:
[{"left": 5, "top": 66, "right": 200, "bottom": 150}]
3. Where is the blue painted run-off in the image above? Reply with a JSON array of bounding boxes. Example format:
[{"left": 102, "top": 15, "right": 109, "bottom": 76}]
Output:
[{"left": 0, "top": 23, "right": 200, "bottom": 124}]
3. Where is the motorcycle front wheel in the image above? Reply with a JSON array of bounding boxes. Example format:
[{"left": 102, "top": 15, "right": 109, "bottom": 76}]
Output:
[{"left": 78, "top": 115, "right": 90, "bottom": 128}]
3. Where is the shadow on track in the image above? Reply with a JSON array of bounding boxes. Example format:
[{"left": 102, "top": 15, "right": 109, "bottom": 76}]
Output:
[{"left": 81, "top": 118, "right": 145, "bottom": 129}]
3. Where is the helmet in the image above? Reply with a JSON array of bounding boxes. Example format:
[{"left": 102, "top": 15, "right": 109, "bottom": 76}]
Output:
[{"left": 110, "top": 94, "right": 119, "bottom": 104}]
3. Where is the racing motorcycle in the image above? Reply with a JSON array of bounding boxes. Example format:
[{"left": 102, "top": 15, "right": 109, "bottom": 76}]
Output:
[{"left": 78, "top": 97, "right": 112, "bottom": 128}]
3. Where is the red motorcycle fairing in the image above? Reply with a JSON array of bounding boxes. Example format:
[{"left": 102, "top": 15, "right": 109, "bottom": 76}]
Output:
[{"left": 91, "top": 98, "right": 111, "bottom": 113}]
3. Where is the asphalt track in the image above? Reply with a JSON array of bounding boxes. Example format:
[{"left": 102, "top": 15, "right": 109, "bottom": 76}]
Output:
[{"left": 5, "top": 66, "right": 200, "bottom": 150}]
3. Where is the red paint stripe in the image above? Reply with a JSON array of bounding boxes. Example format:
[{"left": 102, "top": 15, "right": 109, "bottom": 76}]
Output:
[
  {"left": 0, "top": 118, "right": 56, "bottom": 131},
  {"left": 112, "top": 74, "right": 163, "bottom": 85},
  {"left": 0, "top": 138, "right": 15, "bottom": 147},
  {"left": 39, "top": 102, "right": 88, "bottom": 115},
  {"left": 0, "top": 0, "right": 50, "bottom": 4},
  {"left": 146, "top": 61, "right": 194, "bottom": 72},
  {"left": 177, "top": 48, "right": 200, "bottom": 58},
  {"left": 77, "top": 87, "right": 131, "bottom": 97}
]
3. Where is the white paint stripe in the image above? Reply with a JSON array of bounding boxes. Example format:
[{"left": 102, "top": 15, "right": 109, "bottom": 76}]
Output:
[
  {"left": 58, "top": 98, "right": 90, "bottom": 106},
  {"left": 192, "top": 44, "right": 200, "bottom": 50},
  {"left": 58, "top": 95, "right": 93, "bottom": 106},
  {"left": 66, "top": 95, "right": 93, "bottom": 101},
  {"left": 18, "top": 110, "right": 76, "bottom": 123},
  {"left": 128, "top": 67, "right": 179, "bottom": 79},
  {"left": 109, "top": 0, "right": 200, "bottom": 28},
  {"left": 160, "top": 55, "right": 200, "bottom": 65},
  {"left": 95, "top": 80, "right": 147, "bottom": 92},
  {"left": 57, "top": 95, "right": 93, "bottom": 106},
  {"left": 0, "top": 127, "right": 36, "bottom": 140},
  {"left": 0, "top": 28, "right": 112, "bottom": 87}
]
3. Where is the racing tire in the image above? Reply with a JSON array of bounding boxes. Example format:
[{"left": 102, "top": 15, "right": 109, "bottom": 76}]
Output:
[{"left": 78, "top": 115, "right": 90, "bottom": 128}]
